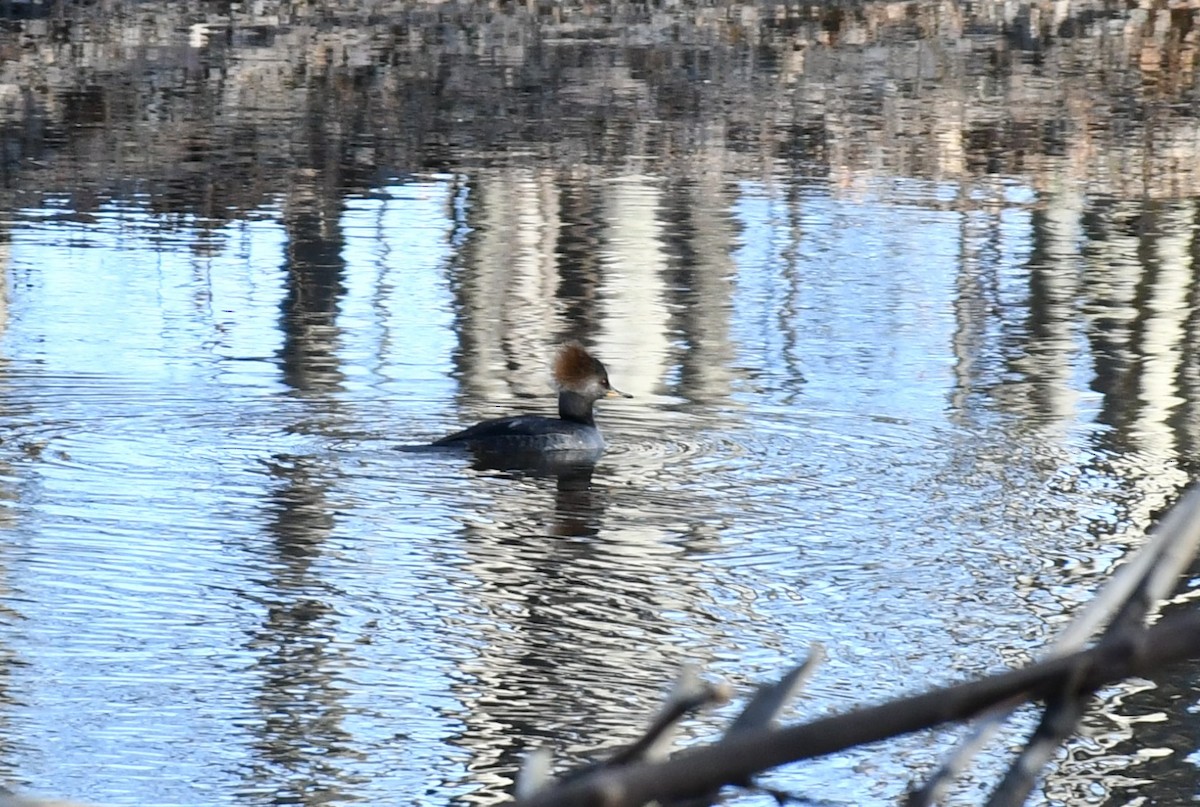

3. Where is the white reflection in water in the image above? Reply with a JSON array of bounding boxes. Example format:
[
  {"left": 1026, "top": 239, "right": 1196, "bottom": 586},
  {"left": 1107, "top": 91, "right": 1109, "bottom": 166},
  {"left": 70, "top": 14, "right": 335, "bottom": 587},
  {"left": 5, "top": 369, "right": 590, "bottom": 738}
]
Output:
[{"left": 597, "top": 174, "right": 672, "bottom": 398}]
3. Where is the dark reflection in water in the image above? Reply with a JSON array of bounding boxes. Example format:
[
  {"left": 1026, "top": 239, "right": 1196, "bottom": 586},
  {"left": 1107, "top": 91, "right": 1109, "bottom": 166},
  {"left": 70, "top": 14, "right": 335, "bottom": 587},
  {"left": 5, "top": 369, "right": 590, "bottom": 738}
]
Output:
[
  {"left": 440, "top": 465, "right": 719, "bottom": 795},
  {"left": 279, "top": 190, "right": 348, "bottom": 396},
  {"left": 0, "top": 2, "right": 1196, "bottom": 806},
  {"left": 248, "top": 166, "right": 358, "bottom": 802},
  {"left": 243, "top": 456, "right": 362, "bottom": 806}
]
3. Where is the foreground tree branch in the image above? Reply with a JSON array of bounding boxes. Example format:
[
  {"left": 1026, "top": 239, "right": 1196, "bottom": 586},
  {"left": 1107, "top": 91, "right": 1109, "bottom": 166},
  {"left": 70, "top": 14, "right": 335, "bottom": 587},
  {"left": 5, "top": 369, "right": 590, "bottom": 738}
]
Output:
[
  {"left": 911, "top": 483, "right": 1200, "bottom": 805},
  {"left": 516, "top": 486, "right": 1200, "bottom": 806},
  {"left": 515, "top": 609, "right": 1200, "bottom": 807}
]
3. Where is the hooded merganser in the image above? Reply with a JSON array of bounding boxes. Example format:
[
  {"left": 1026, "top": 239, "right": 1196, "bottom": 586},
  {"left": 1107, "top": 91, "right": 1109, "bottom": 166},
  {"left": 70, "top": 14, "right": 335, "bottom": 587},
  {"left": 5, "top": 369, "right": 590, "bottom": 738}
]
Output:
[{"left": 432, "top": 342, "right": 630, "bottom": 453}]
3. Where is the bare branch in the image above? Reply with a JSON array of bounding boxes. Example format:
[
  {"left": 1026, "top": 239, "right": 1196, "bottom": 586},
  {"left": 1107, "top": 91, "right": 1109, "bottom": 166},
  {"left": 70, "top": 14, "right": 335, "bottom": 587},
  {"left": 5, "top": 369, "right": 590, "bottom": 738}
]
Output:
[
  {"left": 515, "top": 609, "right": 1200, "bottom": 807},
  {"left": 675, "top": 647, "right": 826, "bottom": 807},
  {"left": 986, "top": 692, "right": 1090, "bottom": 807},
  {"left": 909, "top": 483, "right": 1200, "bottom": 805},
  {"left": 606, "top": 666, "right": 731, "bottom": 769},
  {"left": 726, "top": 646, "right": 825, "bottom": 738}
]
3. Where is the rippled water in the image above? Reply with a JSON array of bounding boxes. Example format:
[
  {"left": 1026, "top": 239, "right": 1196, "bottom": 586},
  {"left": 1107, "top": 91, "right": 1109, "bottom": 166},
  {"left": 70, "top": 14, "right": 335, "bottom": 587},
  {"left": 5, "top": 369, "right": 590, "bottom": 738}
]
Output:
[{"left": 0, "top": 3, "right": 1198, "bottom": 806}]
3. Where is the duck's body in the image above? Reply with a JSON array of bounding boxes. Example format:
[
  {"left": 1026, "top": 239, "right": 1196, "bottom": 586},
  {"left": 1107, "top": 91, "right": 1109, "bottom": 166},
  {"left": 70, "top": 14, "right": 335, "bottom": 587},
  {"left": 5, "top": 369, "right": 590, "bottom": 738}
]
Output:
[
  {"left": 431, "top": 342, "right": 629, "bottom": 454},
  {"left": 432, "top": 414, "right": 607, "bottom": 452}
]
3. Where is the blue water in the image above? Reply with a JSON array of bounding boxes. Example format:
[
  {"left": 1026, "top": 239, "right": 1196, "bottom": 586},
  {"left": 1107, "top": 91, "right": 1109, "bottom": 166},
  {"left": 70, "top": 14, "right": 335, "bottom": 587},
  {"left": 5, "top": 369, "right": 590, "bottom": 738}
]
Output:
[{"left": 0, "top": 171, "right": 1188, "bottom": 806}]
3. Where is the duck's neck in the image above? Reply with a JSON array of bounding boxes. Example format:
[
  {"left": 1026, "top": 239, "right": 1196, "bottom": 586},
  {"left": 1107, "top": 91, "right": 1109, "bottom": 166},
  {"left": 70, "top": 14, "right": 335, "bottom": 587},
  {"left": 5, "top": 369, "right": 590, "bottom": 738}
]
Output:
[{"left": 558, "top": 390, "right": 596, "bottom": 426}]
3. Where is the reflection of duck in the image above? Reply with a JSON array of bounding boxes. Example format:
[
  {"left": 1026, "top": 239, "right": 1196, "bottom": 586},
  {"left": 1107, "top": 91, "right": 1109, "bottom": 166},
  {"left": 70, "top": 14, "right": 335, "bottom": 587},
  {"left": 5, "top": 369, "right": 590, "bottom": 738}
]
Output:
[
  {"left": 432, "top": 342, "right": 630, "bottom": 455},
  {"left": 468, "top": 447, "right": 598, "bottom": 492}
]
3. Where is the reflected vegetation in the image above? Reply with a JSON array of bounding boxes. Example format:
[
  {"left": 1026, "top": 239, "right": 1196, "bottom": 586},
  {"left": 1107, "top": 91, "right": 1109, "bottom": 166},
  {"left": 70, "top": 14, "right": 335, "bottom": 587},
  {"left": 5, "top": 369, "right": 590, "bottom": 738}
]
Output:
[
  {"left": 242, "top": 455, "right": 360, "bottom": 805},
  {"left": 0, "top": 1, "right": 1195, "bottom": 805}
]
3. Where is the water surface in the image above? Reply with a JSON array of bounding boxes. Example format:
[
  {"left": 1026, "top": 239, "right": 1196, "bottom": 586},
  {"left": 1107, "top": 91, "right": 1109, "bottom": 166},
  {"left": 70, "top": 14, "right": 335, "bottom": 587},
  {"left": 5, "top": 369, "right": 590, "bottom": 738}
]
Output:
[{"left": 0, "top": 3, "right": 1198, "bottom": 806}]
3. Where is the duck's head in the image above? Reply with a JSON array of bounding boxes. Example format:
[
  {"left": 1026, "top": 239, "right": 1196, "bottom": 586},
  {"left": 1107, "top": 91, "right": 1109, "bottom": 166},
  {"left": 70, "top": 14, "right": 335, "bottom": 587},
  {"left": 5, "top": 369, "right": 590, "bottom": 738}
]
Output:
[{"left": 553, "top": 341, "right": 631, "bottom": 403}]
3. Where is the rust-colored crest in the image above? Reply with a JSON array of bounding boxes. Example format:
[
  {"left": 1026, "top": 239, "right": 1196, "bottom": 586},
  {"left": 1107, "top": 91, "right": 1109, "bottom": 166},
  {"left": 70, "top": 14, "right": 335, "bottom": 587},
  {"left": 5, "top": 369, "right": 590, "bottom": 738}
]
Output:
[{"left": 552, "top": 341, "right": 603, "bottom": 388}]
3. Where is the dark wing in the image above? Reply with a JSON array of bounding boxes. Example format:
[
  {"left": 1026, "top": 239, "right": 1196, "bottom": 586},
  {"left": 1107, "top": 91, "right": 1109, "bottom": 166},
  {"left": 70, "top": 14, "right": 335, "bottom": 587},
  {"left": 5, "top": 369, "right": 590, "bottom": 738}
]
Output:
[{"left": 431, "top": 415, "right": 558, "bottom": 446}]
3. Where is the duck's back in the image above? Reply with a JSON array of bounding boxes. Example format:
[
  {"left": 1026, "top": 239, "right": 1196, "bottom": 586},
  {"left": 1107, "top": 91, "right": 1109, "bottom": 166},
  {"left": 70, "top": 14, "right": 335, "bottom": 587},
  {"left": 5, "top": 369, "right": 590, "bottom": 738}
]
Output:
[{"left": 432, "top": 414, "right": 605, "bottom": 452}]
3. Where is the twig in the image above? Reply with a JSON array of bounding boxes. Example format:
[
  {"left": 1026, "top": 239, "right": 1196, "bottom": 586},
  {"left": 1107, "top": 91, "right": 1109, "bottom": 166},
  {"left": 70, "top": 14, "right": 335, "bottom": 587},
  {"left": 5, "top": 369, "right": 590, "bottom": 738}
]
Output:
[
  {"left": 726, "top": 646, "right": 825, "bottom": 738},
  {"left": 986, "top": 691, "right": 1089, "bottom": 807},
  {"left": 673, "top": 647, "right": 825, "bottom": 807},
  {"left": 607, "top": 666, "right": 731, "bottom": 768},
  {"left": 522, "top": 665, "right": 732, "bottom": 799}
]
